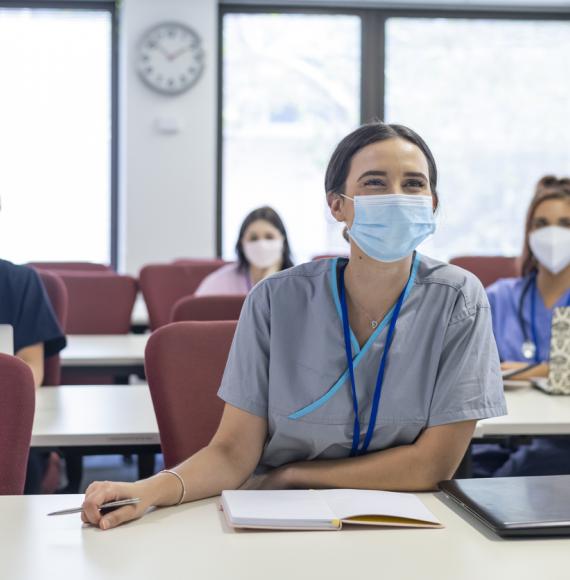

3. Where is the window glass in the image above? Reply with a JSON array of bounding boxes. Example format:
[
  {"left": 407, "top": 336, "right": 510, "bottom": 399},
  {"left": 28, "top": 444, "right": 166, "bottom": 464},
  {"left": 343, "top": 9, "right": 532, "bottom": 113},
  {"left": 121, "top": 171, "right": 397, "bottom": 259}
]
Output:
[
  {"left": 222, "top": 13, "right": 361, "bottom": 262},
  {"left": 0, "top": 8, "right": 112, "bottom": 264},
  {"left": 386, "top": 18, "right": 570, "bottom": 260}
]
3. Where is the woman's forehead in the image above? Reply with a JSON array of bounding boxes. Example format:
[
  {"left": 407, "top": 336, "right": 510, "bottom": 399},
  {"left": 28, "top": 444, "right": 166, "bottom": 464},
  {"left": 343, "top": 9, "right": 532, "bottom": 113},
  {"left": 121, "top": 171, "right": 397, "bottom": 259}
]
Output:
[
  {"left": 244, "top": 219, "right": 281, "bottom": 235},
  {"left": 533, "top": 197, "right": 570, "bottom": 217},
  {"left": 349, "top": 138, "right": 429, "bottom": 176}
]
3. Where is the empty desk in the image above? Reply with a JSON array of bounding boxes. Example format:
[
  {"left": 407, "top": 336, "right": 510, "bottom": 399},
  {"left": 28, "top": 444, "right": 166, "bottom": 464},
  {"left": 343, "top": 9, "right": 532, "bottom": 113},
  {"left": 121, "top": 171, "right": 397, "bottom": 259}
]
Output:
[
  {"left": 61, "top": 334, "right": 148, "bottom": 377},
  {"left": 32, "top": 385, "right": 160, "bottom": 454}
]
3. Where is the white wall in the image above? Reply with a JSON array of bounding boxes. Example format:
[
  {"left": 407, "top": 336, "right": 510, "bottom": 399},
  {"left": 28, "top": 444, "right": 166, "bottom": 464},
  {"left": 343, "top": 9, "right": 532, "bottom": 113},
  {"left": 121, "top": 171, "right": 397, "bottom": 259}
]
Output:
[{"left": 119, "top": 0, "right": 217, "bottom": 275}]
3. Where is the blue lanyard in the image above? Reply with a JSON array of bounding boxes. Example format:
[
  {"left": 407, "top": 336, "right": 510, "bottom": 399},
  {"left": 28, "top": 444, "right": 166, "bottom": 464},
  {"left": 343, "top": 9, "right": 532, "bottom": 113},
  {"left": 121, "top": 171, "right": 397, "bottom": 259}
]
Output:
[{"left": 339, "top": 264, "right": 407, "bottom": 457}]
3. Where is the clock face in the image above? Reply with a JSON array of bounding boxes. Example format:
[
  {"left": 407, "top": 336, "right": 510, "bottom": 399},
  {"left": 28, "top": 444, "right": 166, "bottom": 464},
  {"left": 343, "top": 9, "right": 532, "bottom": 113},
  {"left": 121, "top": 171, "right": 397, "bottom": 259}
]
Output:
[{"left": 137, "top": 22, "right": 205, "bottom": 95}]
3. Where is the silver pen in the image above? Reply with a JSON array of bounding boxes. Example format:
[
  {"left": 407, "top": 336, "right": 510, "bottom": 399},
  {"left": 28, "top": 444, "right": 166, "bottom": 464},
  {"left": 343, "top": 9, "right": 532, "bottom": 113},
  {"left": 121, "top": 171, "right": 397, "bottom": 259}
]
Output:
[{"left": 47, "top": 497, "right": 141, "bottom": 516}]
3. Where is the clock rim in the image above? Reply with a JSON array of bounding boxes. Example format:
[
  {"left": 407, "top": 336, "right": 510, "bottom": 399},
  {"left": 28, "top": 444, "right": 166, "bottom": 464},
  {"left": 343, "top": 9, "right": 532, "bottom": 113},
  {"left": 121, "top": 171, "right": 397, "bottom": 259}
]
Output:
[{"left": 136, "top": 21, "right": 205, "bottom": 96}]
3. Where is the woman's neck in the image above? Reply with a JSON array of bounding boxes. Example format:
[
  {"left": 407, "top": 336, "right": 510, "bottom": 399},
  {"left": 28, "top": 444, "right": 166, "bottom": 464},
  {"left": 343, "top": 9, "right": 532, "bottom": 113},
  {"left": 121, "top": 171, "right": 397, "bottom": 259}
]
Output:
[
  {"left": 536, "top": 264, "right": 570, "bottom": 309},
  {"left": 344, "top": 242, "right": 413, "bottom": 312},
  {"left": 249, "top": 263, "right": 281, "bottom": 285}
]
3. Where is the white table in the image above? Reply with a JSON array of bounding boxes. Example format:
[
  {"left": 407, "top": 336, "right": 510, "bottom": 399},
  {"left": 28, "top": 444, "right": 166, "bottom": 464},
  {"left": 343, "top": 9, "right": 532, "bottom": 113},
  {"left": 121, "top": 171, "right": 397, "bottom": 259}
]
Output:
[
  {"left": 475, "top": 386, "right": 570, "bottom": 437},
  {"left": 32, "top": 384, "right": 570, "bottom": 451},
  {"left": 1, "top": 494, "right": 569, "bottom": 580},
  {"left": 32, "top": 385, "right": 159, "bottom": 449},
  {"left": 131, "top": 294, "right": 149, "bottom": 328},
  {"left": 61, "top": 334, "right": 148, "bottom": 374}
]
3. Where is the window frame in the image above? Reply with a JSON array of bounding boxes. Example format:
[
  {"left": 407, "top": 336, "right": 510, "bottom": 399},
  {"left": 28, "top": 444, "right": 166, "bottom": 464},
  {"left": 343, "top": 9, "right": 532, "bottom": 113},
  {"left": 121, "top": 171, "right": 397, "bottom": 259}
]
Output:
[
  {"left": 217, "top": 3, "right": 570, "bottom": 258},
  {"left": 0, "top": 0, "right": 118, "bottom": 268}
]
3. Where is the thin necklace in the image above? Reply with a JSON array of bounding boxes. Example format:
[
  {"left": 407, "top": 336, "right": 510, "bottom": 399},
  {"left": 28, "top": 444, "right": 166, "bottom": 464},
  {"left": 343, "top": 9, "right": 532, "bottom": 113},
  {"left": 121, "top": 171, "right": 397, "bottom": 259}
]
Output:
[
  {"left": 344, "top": 254, "right": 415, "bottom": 329},
  {"left": 347, "top": 291, "right": 384, "bottom": 329}
]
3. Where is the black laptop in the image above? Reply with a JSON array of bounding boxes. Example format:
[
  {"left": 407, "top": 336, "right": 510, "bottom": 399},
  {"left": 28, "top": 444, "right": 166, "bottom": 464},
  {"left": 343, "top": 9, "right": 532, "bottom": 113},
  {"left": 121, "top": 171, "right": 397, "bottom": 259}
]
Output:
[{"left": 439, "top": 475, "right": 570, "bottom": 537}]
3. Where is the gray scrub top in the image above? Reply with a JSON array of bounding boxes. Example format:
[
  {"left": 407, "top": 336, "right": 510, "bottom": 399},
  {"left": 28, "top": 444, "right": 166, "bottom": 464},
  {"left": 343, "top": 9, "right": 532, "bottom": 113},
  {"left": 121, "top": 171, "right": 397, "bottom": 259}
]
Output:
[{"left": 218, "top": 254, "right": 507, "bottom": 471}]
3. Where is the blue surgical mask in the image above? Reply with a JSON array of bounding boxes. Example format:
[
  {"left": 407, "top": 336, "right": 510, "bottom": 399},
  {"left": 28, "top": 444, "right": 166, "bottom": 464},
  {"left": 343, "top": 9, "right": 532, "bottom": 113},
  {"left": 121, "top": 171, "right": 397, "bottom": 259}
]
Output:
[{"left": 342, "top": 193, "right": 436, "bottom": 262}]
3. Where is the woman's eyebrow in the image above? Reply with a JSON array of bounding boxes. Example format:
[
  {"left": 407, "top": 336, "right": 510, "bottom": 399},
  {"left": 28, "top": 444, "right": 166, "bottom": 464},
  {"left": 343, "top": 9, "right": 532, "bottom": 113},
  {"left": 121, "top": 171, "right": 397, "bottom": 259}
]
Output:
[
  {"left": 357, "top": 170, "right": 387, "bottom": 181},
  {"left": 404, "top": 172, "right": 428, "bottom": 181}
]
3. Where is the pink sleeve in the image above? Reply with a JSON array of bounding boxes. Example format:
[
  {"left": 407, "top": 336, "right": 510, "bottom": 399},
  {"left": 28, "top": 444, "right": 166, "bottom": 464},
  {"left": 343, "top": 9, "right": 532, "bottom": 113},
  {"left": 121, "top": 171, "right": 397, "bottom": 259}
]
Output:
[{"left": 195, "top": 265, "right": 248, "bottom": 296}]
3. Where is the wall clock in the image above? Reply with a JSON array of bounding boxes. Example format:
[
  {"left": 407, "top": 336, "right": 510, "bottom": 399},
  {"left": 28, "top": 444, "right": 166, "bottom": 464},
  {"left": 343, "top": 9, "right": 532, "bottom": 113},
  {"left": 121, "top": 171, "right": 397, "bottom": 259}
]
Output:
[{"left": 137, "top": 22, "right": 205, "bottom": 95}]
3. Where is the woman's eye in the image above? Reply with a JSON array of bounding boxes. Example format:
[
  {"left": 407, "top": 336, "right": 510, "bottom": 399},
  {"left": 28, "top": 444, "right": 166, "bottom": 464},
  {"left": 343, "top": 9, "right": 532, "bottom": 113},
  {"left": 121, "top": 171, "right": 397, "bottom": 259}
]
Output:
[
  {"left": 249, "top": 236, "right": 259, "bottom": 241},
  {"left": 405, "top": 180, "right": 425, "bottom": 188},
  {"left": 265, "top": 234, "right": 275, "bottom": 240},
  {"left": 364, "top": 179, "right": 385, "bottom": 187}
]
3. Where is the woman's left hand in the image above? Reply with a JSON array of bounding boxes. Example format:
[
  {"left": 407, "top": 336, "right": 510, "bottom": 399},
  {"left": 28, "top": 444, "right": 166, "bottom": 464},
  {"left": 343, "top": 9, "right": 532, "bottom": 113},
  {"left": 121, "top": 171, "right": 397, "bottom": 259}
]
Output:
[{"left": 240, "top": 466, "right": 293, "bottom": 490}]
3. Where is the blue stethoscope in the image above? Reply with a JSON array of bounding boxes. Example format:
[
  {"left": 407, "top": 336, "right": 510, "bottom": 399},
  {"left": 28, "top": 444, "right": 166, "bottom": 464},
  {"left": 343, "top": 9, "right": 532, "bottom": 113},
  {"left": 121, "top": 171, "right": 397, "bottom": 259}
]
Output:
[
  {"left": 339, "top": 263, "right": 407, "bottom": 457},
  {"left": 518, "top": 272, "right": 570, "bottom": 363}
]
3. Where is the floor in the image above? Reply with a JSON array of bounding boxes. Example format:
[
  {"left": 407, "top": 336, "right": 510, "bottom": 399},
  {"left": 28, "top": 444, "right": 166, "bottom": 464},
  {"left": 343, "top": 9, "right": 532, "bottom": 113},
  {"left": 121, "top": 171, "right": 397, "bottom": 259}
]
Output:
[{"left": 79, "top": 454, "right": 165, "bottom": 493}]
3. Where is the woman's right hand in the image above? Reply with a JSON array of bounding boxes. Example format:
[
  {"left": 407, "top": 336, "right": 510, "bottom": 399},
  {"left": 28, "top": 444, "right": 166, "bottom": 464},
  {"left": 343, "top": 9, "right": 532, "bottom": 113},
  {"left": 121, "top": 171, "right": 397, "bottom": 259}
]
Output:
[
  {"left": 501, "top": 361, "right": 549, "bottom": 379},
  {"left": 81, "top": 479, "right": 155, "bottom": 530}
]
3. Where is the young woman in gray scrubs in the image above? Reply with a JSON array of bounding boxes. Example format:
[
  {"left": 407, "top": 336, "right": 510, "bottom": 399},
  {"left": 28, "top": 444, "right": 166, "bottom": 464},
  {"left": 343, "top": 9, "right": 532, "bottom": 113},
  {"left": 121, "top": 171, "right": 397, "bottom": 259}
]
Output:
[{"left": 82, "top": 122, "right": 507, "bottom": 530}]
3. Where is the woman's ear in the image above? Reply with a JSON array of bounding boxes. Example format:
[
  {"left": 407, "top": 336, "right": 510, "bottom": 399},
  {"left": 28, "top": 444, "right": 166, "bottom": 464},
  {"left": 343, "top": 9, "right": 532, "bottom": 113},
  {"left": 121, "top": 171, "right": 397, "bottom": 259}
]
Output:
[{"left": 328, "top": 192, "right": 346, "bottom": 223}]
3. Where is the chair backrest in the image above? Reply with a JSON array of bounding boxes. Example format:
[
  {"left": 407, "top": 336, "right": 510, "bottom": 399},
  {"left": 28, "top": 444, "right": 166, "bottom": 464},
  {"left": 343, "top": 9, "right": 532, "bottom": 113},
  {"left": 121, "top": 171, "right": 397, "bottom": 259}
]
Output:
[
  {"left": 57, "top": 272, "right": 138, "bottom": 334},
  {"left": 0, "top": 354, "right": 35, "bottom": 494},
  {"left": 171, "top": 294, "right": 246, "bottom": 323},
  {"left": 449, "top": 256, "right": 520, "bottom": 288},
  {"left": 139, "top": 261, "right": 226, "bottom": 330},
  {"left": 145, "top": 321, "right": 237, "bottom": 468},
  {"left": 27, "top": 261, "right": 113, "bottom": 272},
  {"left": 36, "top": 270, "right": 68, "bottom": 386},
  {"left": 312, "top": 254, "right": 349, "bottom": 261},
  {"left": 172, "top": 258, "right": 227, "bottom": 266}
]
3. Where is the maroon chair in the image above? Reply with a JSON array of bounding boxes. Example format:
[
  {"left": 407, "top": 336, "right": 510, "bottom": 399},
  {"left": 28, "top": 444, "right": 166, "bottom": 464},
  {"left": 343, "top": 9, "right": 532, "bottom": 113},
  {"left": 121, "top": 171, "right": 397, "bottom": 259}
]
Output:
[
  {"left": 36, "top": 270, "right": 68, "bottom": 386},
  {"left": 27, "top": 261, "right": 113, "bottom": 272},
  {"left": 449, "top": 256, "right": 520, "bottom": 288},
  {"left": 171, "top": 295, "right": 246, "bottom": 323},
  {"left": 312, "top": 254, "right": 349, "bottom": 261},
  {"left": 55, "top": 273, "right": 137, "bottom": 385},
  {"left": 145, "top": 321, "right": 237, "bottom": 468},
  {"left": 0, "top": 354, "right": 35, "bottom": 495},
  {"left": 139, "top": 261, "right": 227, "bottom": 330},
  {"left": 172, "top": 258, "right": 227, "bottom": 266},
  {"left": 57, "top": 273, "right": 138, "bottom": 334}
]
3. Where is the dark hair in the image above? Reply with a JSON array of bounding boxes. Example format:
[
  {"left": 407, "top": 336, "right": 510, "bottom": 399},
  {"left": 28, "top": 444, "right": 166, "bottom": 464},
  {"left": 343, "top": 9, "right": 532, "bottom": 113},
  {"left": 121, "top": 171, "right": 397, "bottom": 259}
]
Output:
[
  {"left": 325, "top": 121, "right": 439, "bottom": 209},
  {"left": 235, "top": 206, "right": 294, "bottom": 271},
  {"left": 521, "top": 175, "right": 570, "bottom": 277}
]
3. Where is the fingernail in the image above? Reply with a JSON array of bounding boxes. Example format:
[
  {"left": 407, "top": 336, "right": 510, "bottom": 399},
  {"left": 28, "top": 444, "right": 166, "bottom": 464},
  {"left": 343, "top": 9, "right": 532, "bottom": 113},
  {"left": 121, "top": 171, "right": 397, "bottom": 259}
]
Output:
[{"left": 101, "top": 520, "right": 109, "bottom": 530}]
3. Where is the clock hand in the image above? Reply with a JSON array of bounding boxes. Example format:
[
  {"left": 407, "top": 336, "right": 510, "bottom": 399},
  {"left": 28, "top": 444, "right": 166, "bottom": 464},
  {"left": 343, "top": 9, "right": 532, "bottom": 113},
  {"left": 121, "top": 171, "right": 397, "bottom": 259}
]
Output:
[
  {"left": 155, "top": 42, "right": 172, "bottom": 60},
  {"left": 170, "top": 45, "right": 192, "bottom": 60}
]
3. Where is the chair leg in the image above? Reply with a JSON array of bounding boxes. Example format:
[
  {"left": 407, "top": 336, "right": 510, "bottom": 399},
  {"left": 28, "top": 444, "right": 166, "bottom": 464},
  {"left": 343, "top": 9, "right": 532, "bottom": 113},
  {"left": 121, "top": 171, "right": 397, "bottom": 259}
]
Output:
[
  {"left": 59, "top": 452, "right": 83, "bottom": 494},
  {"left": 138, "top": 453, "right": 155, "bottom": 479},
  {"left": 454, "top": 445, "right": 473, "bottom": 479}
]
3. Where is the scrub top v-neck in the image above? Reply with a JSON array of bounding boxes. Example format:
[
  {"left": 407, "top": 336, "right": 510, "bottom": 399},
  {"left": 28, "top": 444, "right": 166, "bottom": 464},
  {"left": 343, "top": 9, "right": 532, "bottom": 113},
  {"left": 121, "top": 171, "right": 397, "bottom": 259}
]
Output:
[{"left": 218, "top": 255, "right": 506, "bottom": 472}]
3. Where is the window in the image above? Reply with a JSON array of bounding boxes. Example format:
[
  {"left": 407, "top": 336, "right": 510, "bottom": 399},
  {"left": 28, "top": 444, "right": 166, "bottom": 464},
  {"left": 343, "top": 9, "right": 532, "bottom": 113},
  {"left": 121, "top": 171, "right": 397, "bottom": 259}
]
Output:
[
  {"left": 221, "top": 8, "right": 570, "bottom": 264},
  {"left": 386, "top": 17, "right": 570, "bottom": 260},
  {"left": 221, "top": 12, "right": 361, "bottom": 262},
  {"left": 0, "top": 6, "right": 115, "bottom": 265}
]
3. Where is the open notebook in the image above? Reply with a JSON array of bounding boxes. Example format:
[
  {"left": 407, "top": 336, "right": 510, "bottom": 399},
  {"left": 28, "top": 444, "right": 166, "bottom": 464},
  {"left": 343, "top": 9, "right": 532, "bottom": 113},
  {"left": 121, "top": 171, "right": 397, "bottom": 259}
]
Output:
[{"left": 220, "top": 489, "right": 442, "bottom": 531}]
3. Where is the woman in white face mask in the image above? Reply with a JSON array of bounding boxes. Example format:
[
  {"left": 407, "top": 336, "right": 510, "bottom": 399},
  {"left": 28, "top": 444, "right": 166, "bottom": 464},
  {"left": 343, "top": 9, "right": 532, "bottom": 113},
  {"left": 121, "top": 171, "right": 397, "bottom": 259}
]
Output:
[
  {"left": 82, "top": 122, "right": 507, "bottom": 531},
  {"left": 485, "top": 176, "right": 570, "bottom": 379},
  {"left": 472, "top": 176, "right": 570, "bottom": 478},
  {"left": 195, "top": 206, "right": 293, "bottom": 296}
]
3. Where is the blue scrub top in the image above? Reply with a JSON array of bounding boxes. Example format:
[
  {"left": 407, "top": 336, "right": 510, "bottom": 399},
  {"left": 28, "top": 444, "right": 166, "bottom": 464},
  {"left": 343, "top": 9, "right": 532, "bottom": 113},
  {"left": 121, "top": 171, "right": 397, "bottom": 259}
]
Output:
[
  {"left": 0, "top": 260, "right": 66, "bottom": 356},
  {"left": 486, "top": 276, "right": 570, "bottom": 363}
]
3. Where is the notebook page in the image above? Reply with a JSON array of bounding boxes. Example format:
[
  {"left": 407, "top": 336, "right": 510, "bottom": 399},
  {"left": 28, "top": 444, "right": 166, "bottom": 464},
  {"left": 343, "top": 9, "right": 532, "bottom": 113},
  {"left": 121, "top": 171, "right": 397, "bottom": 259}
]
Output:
[
  {"left": 221, "top": 490, "right": 337, "bottom": 527},
  {"left": 318, "top": 489, "right": 440, "bottom": 525}
]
